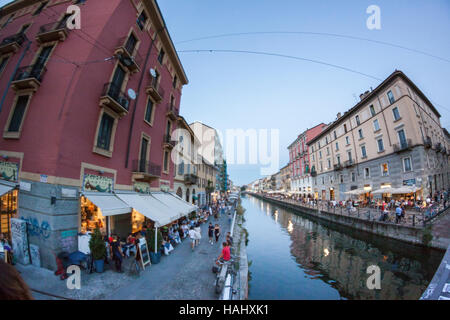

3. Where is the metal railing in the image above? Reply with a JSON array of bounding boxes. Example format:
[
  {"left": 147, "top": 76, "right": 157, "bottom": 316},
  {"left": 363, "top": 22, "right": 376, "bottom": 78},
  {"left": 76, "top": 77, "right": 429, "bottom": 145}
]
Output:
[
  {"left": 434, "top": 143, "right": 442, "bottom": 152},
  {"left": 148, "top": 74, "right": 165, "bottom": 99},
  {"left": 393, "top": 139, "right": 412, "bottom": 152},
  {"left": 163, "top": 134, "right": 175, "bottom": 147},
  {"left": 166, "top": 103, "right": 179, "bottom": 116},
  {"left": 116, "top": 36, "right": 143, "bottom": 67},
  {"left": 184, "top": 174, "right": 198, "bottom": 185},
  {"left": 132, "top": 160, "right": 161, "bottom": 176},
  {"left": 13, "top": 64, "right": 47, "bottom": 82},
  {"left": 424, "top": 137, "right": 432, "bottom": 148},
  {"left": 102, "top": 82, "right": 130, "bottom": 111},
  {"left": 0, "top": 32, "right": 27, "bottom": 47}
]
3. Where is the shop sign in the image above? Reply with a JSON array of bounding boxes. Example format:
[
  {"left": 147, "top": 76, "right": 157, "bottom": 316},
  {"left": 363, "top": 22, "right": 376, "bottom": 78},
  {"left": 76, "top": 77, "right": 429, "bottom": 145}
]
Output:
[
  {"left": 138, "top": 237, "right": 151, "bottom": 270},
  {"left": 82, "top": 174, "right": 113, "bottom": 193},
  {"left": 403, "top": 179, "right": 416, "bottom": 186},
  {"left": 0, "top": 161, "right": 19, "bottom": 182},
  {"left": 134, "top": 182, "right": 150, "bottom": 194}
]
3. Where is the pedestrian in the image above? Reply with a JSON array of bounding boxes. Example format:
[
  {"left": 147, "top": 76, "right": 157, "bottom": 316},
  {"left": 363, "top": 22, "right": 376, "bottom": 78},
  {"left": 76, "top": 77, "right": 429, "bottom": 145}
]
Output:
[
  {"left": 228, "top": 210, "right": 232, "bottom": 224},
  {"left": 214, "top": 224, "right": 221, "bottom": 243},
  {"left": 395, "top": 206, "right": 402, "bottom": 224},
  {"left": 208, "top": 222, "right": 214, "bottom": 245},
  {"left": 188, "top": 226, "right": 196, "bottom": 251},
  {"left": 110, "top": 235, "right": 124, "bottom": 273},
  {"left": 0, "top": 260, "right": 34, "bottom": 300},
  {"left": 194, "top": 223, "right": 202, "bottom": 247},
  {"left": 215, "top": 242, "right": 231, "bottom": 265}
]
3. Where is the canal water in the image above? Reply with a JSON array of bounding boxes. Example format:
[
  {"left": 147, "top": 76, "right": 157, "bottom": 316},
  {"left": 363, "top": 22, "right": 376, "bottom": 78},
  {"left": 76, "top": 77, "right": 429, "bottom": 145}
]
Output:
[{"left": 243, "top": 195, "right": 444, "bottom": 300}]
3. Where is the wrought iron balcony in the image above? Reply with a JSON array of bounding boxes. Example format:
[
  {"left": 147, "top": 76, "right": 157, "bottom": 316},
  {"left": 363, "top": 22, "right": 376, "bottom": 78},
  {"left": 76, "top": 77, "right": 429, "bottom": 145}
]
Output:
[
  {"left": 132, "top": 160, "right": 161, "bottom": 181},
  {"left": 393, "top": 139, "right": 412, "bottom": 153},
  {"left": 435, "top": 143, "right": 442, "bottom": 152},
  {"left": 163, "top": 134, "right": 175, "bottom": 149},
  {"left": 442, "top": 147, "right": 447, "bottom": 155},
  {"left": 184, "top": 173, "right": 198, "bottom": 185},
  {"left": 36, "top": 21, "right": 69, "bottom": 43},
  {"left": 166, "top": 103, "right": 178, "bottom": 120},
  {"left": 334, "top": 164, "right": 343, "bottom": 171},
  {"left": 0, "top": 33, "right": 27, "bottom": 54},
  {"left": 311, "top": 168, "right": 317, "bottom": 177},
  {"left": 424, "top": 136, "right": 432, "bottom": 148},
  {"left": 114, "top": 37, "right": 142, "bottom": 73},
  {"left": 344, "top": 160, "right": 354, "bottom": 168},
  {"left": 146, "top": 74, "right": 165, "bottom": 102},
  {"left": 11, "top": 64, "right": 47, "bottom": 91},
  {"left": 99, "top": 82, "right": 130, "bottom": 116}
]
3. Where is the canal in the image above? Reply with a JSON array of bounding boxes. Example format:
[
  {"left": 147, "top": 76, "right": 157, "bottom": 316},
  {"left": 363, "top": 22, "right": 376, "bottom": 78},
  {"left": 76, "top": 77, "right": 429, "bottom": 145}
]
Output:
[{"left": 243, "top": 195, "right": 444, "bottom": 300}]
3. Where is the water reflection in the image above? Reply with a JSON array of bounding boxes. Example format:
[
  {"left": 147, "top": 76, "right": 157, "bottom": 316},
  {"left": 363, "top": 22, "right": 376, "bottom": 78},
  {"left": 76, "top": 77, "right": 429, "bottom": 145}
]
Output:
[{"left": 245, "top": 195, "right": 443, "bottom": 300}]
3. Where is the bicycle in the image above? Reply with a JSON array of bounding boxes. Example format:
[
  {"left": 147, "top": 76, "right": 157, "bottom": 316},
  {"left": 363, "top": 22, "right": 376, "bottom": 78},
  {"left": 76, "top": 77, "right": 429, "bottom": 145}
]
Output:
[
  {"left": 127, "top": 257, "right": 142, "bottom": 277},
  {"left": 213, "top": 255, "right": 239, "bottom": 294}
]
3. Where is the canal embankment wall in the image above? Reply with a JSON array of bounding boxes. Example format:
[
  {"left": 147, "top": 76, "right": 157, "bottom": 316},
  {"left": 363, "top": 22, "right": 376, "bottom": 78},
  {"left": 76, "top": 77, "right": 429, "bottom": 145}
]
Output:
[{"left": 247, "top": 192, "right": 447, "bottom": 251}]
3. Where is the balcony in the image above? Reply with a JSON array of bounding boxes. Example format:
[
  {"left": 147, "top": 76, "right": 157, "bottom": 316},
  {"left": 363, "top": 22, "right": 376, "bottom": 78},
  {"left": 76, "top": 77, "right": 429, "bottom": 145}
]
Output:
[
  {"left": 184, "top": 174, "right": 198, "bottom": 185},
  {"left": 311, "top": 168, "right": 317, "bottom": 177},
  {"left": 442, "top": 147, "right": 447, "bottom": 155},
  {"left": 99, "top": 82, "right": 130, "bottom": 116},
  {"left": 36, "top": 21, "right": 69, "bottom": 44},
  {"left": 166, "top": 103, "right": 178, "bottom": 120},
  {"left": 114, "top": 37, "right": 142, "bottom": 73},
  {"left": 0, "top": 33, "right": 27, "bottom": 54},
  {"left": 435, "top": 143, "right": 442, "bottom": 152},
  {"left": 145, "top": 74, "right": 165, "bottom": 102},
  {"left": 393, "top": 139, "right": 412, "bottom": 153},
  {"left": 334, "top": 164, "right": 342, "bottom": 171},
  {"left": 344, "top": 160, "right": 354, "bottom": 168},
  {"left": 424, "top": 137, "right": 432, "bottom": 149},
  {"left": 132, "top": 160, "right": 161, "bottom": 182},
  {"left": 11, "top": 64, "right": 47, "bottom": 91},
  {"left": 163, "top": 134, "right": 175, "bottom": 149}
]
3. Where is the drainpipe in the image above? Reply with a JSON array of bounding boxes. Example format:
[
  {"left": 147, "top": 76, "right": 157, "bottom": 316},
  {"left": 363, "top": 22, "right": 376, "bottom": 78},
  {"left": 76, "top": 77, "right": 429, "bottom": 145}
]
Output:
[
  {"left": 125, "top": 26, "right": 166, "bottom": 168},
  {"left": 154, "top": 226, "right": 157, "bottom": 253},
  {"left": 0, "top": 39, "right": 32, "bottom": 114}
]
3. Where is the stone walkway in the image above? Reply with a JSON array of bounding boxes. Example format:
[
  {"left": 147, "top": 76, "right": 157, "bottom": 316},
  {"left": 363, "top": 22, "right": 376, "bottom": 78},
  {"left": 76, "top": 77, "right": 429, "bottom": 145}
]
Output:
[
  {"left": 17, "top": 212, "right": 232, "bottom": 300},
  {"left": 431, "top": 208, "right": 450, "bottom": 248}
]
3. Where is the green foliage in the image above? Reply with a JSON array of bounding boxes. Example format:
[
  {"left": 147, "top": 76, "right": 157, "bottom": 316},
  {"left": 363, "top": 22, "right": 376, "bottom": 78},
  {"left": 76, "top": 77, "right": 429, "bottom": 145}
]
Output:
[
  {"left": 147, "top": 228, "right": 163, "bottom": 253},
  {"left": 189, "top": 211, "right": 197, "bottom": 220},
  {"left": 422, "top": 225, "right": 433, "bottom": 247},
  {"left": 236, "top": 203, "right": 246, "bottom": 216},
  {"left": 89, "top": 227, "right": 106, "bottom": 260}
]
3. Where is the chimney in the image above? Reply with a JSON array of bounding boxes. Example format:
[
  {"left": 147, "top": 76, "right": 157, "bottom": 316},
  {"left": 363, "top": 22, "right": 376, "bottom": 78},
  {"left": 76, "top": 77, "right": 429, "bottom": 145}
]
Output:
[
  {"left": 359, "top": 90, "right": 371, "bottom": 101},
  {"left": 336, "top": 112, "right": 341, "bottom": 119}
]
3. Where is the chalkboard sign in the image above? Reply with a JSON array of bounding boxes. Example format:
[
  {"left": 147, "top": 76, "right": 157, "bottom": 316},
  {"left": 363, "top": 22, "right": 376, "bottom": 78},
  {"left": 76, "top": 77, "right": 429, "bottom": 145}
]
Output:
[{"left": 138, "top": 238, "right": 151, "bottom": 270}]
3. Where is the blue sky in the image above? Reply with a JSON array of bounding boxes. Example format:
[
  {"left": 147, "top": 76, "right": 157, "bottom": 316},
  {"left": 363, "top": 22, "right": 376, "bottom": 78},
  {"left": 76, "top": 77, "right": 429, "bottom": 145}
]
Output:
[{"left": 2, "top": 0, "right": 450, "bottom": 187}]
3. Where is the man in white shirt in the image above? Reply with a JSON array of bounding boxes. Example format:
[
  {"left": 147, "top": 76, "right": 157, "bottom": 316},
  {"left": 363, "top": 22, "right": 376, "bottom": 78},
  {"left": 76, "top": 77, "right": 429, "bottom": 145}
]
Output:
[{"left": 188, "top": 227, "right": 196, "bottom": 251}]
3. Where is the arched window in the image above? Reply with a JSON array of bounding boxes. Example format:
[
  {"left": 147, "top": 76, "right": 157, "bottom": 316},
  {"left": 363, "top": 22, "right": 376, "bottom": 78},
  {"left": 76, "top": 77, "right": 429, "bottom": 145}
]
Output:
[
  {"left": 176, "top": 187, "right": 183, "bottom": 198},
  {"left": 186, "top": 188, "right": 190, "bottom": 202}
]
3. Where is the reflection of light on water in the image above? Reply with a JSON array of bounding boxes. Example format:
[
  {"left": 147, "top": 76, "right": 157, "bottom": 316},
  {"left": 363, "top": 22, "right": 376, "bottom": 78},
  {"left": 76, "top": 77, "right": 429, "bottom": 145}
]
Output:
[
  {"left": 324, "top": 248, "right": 330, "bottom": 257},
  {"left": 274, "top": 210, "right": 278, "bottom": 222},
  {"left": 287, "top": 220, "right": 293, "bottom": 233}
]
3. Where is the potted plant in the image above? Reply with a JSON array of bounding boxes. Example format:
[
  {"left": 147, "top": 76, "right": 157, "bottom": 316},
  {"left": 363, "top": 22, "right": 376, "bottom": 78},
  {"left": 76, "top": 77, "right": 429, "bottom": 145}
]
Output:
[
  {"left": 146, "top": 228, "right": 163, "bottom": 264},
  {"left": 89, "top": 227, "right": 106, "bottom": 273}
]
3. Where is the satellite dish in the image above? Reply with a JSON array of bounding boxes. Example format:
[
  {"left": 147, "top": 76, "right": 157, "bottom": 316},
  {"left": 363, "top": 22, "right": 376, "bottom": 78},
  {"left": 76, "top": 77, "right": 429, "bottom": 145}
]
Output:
[
  {"left": 149, "top": 68, "right": 157, "bottom": 78},
  {"left": 128, "top": 88, "right": 136, "bottom": 100}
]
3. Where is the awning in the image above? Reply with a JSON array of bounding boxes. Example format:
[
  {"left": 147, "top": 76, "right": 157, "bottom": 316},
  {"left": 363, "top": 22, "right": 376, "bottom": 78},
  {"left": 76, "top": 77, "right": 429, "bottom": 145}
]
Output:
[
  {"left": 115, "top": 191, "right": 176, "bottom": 227},
  {"left": 151, "top": 192, "right": 197, "bottom": 218},
  {"left": 82, "top": 191, "right": 131, "bottom": 216},
  {"left": 0, "top": 180, "right": 16, "bottom": 197},
  {"left": 345, "top": 188, "right": 369, "bottom": 195},
  {"left": 391, "top": 186, "right": 421, "bottom": 194},
  {"left": 372, "top": 187, "right": 395, "bottom": 195}
]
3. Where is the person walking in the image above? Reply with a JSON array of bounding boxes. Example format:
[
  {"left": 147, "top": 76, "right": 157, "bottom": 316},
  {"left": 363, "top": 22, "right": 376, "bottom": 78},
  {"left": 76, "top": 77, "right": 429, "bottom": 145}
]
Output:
[
  {"left": 110, "top": 235, "right": 124, "bottom": 273},
  {"left": 214, "top": 224, "right": 221, "bottom": 243},
  {"left": 194, "top": 223, "right": 202, "bottom": 247},
  {"left": 395, "top": 206, "right": 403, "bottom": 224},
  {"left": 188, "top": 226, "right": 196, "bottom": 251},
  {"left": 208, "top": 222, "right": 214, "bottom": 245}
]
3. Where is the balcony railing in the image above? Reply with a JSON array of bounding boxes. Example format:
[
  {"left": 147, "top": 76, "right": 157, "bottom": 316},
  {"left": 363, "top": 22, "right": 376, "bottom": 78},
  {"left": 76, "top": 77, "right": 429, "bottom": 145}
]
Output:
[
  {"left": 424, "top": 137, "right": 432, "bottom": 148},
  {"left": 435, "top": 143, "right": 442, "bottom": 152},
  {"left": 393, "top": 139, "right": 412, "bottom": 153},
  {"left": 0, "top": 33, "right": 27, "bottom": 54},
  {"left": 344, "top": 160, "right": 354, "bottom": 168},
  {"left": 184, "top": 174, "right": 198, "bottom": 185},
  {"left": 100, "top": 82, "right": 130, "bottom": 115},
  {"left": 115, "top": 37, "right": 142, "bottom": 72},
  {"left": 132, "top": 160, "right": 161, "bottom": 178},
  {"left": 36, "top": 21, "right": 69, "bottom": 43},
  {"left": 163, "top": 134, "right": 175, "bottom": 148},
  {"left": 11, "top": 64, "right": 47, "bottom": 91},
  {"left": 146, "top": 74, "right": 165, "bottom": 102},
  {"left": 334, "top": 164, "right": 342, "bottom": 171},
  {"left": 166, "top": 103, "right": 179, "bottom": 120}
]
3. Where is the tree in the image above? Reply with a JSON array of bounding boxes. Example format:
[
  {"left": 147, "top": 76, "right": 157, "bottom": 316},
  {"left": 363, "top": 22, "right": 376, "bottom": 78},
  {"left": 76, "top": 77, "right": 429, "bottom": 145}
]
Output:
[{"left": 89, "top": 227, "right": 106, "bottom": 260}]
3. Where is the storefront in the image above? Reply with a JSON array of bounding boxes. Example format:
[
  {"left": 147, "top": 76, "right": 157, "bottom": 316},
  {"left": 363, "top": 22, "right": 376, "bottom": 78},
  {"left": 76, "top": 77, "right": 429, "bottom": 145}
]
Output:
[{"left": 0, "top": 180, "right": 18, "bottom": 239}]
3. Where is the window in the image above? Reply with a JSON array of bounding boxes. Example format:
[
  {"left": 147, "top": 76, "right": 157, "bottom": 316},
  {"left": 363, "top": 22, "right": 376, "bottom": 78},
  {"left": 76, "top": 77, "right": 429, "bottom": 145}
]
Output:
[
  {"left": 373, "top": 119, "right": 380, "bottom": 131},
  {"left": 351, "top": 172, "right": 356, "bottom": 182},
  {"left": 325, "top": 137, "right": 328, "bottom": 144},
  {"left": 319, "top": 151, "right": 322, "bottom": 159},
  {"left": 33, "top": 1, "right": 48, "bottom": 15},
  {"left": 344, "top": 124, "right": 347, "bottom": 133},
  {"left": 97, "top": 113, "right": 114, "bottom": 150},
  {"left": 173, "top": 75, "right": 177, "bottom": 89},
  {"left": 375, "top": 138, "right": 384, "bottom": 152},
  {"left": 358, "top": 129, "right": 363, "bottom": 139},
  {"left": 403, "top": 157, "right": 412, "bottom": 172},
  {"left": 369, "top": 105, "right": 376, "bottom": 116},
  {"left": 333, "top": 131, "right": 337, "bottom": 139},
  {"left": 7, "top": 95, "right": 30, "bottom": 132},
  {"left": 335, "top": 142, "right": 339, "bottom": 151},
  {"left": 345, "top": 136, "right": 350, "bottom": 145},
  {"left": 398, "top": 129, "right": 407, "bottom": 147},
  {"left": 144, "top": 98, "right": 154, "bottom": 123},
  {"left": 340, "top": 175, "right": 344, "bottom": 183},
  {"left": 125, "top": 33, "right": 137, "bottom": 55},
  {"left": 178, "top": 161, "right": 184, "bottom": 175},
  {"left": 19, "top": 24, "right": 30, "bottom": 34},
  {"left": 392, "top": 107, "right": 401, "bottom": 121},
  {"left": 361, "top": 145, "right": 367, "bottom": 158},
  {"left": 157, "top": 48, "right": 165, "bottom": 64},
  {"left": 0, "top": 56, "right": 10, "bottom": 75},
  {"left": 364, "top": 168, "right": 370, "bottom": 178},
  {"left": 326, "top": 147, "right": 330, "bottom": 155},
  {"left": 381, "top": 163, "right": 389, "bottom": 176},
  {"left": 355, "top": 115, "right": 360, "bottom": 126},
  {"left": 163, "top": 150, "right": 169, "bottom": 172},
  {"left": 327, "top": 159, "right": 331, "bottom": 169},
  {"left": 347, "top": 151, "right": 352, "bottom": 162},
  {"left": 139, "top": 137, "right": 149, "bottom": 171},
  {"left": 387, "top": 90, "right": 395, "bottom": 104},
  {"left": 136, "top": 11, "right": 148, "bottom": 30},
  {"left": 31, "top": 45, "right": 54, "bottom": 78},
  {"left": 336, "top": 155, "right": 340, "bottom": 165}
]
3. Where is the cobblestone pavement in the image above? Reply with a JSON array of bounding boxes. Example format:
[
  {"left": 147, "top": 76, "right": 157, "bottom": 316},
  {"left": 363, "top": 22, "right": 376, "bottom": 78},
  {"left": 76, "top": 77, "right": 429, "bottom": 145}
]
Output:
[{"left": 107, "top": 212, "right": 232, "bottom": 300}]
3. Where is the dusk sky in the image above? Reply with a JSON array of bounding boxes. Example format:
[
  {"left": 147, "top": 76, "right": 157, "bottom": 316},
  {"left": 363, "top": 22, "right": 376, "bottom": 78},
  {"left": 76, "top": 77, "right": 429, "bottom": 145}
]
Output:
[{"left": 2, "top": 0, "right": 449, "bottom": 186}]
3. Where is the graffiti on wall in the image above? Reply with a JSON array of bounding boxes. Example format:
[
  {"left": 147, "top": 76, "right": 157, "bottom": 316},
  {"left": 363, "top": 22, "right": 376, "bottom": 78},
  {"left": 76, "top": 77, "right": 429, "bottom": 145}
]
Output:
[
  {"left": 21, "top": 217, "right": 51, "bottom": 240},
  {"left": 60, "top": 230, "right": 77, "bottom": 252},
  {"left": 11, "top": 218, "right": 30, "bottom": 265}
]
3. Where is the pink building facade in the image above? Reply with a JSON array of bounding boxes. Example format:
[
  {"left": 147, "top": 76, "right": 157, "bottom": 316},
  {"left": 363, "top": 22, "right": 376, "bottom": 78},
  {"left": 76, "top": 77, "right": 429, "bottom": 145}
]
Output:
[
  {"left": 288, "top": 123, "right": 326, "bottom": 197},
  {"left": 0, "top": 0, "right": 189, "bottom": 269}
]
